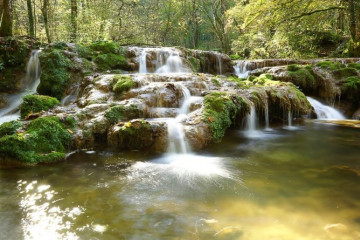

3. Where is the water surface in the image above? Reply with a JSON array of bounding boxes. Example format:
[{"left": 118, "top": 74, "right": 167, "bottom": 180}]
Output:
[{"left": 1, "top": 122, "right": 360, "bottom": 240}]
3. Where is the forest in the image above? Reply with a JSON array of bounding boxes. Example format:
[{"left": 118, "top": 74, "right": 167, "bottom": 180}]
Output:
[{"left": 1, "top": 0, "right": 360, "bottom": 58}]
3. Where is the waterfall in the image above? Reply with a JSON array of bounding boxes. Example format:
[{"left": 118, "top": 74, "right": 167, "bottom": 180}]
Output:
[
  {"left": 288, "top": 111, "right": 292, "bottom": 127},
  {"left": 264, "top": 99, "right": 270, "bottom": 130},
  {"left": 139, "top": 50, "right": 148, "bottom": 73},
  {"left": 0, "top": 50, "right": 42, "bottom": 124},
  {"left": 216, "top": 54, "right": 223, "bottom": 75},
  {"left": 156, "top": 49, "right": 189, "bottom": 73},
  {"left": 244, "top": 105, "right": 262, "bottom": 138},
  {"left": 166, "top": 83, "right": 192, "bottom": 154},
  {"left": 234, "top": 61, "right": 251, "bottom": 79},
  {"left": 307, "top": 97, "right": 345, "bottom": 120}
]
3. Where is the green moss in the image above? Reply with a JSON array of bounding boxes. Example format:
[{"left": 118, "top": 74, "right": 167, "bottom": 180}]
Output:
[
  {"left": 287, "top": 64, "right": 301, "bottom": 71},
  {"left": 211, "top": 78, "right": 221, "bottom": 87},
  {"left": 89, "top": 41, "right": 119, "bottom": 54},
  {"left": 94, "top": 53, "right": 128, "bottom": 71},
  {"left": 202, "top": 92, "right": 247, "bottom": 142},
  {"left": 114, "top": 120, "right": 153, "bottom": 149},
  {"left": 316, "top": 61, "right": 345, "bottom": 70},
  {"left": 0, "top": 116, "right": 72, "bottom": 164},
  {"left": 64, "top": 116, "right": 76, "bottom": 129},
  {"left": 20, "top": 94, "right": 59, "bottom": 119},
  {"left": 38, "top": 49, "right": 72, "bottom": 100},
  {"left": 332, "top": 67, "right": 358, "bottom": 79},
  {"left": 188, "top": 57, "right": 201, "bottom": 72},
  {"left": 340, "top": 76, "right": 360, "bottom": 102},
  {"left": 347, "top": 63, "right": 360, "bottom": 70},
  {"left": 112, "top": 75, "right": 135, "bottom": 96},
  {"left": 105, "top": 105, "right": 143, "bottom": 124},
  {"left": 52, "top": 42, "right": 69, "bottom": 50},
  {"left": 287, "top": 66, "right": 315, "bottom": 89},
  {"left": 0, "top": 121, "right": 22, "bottom": 138}
]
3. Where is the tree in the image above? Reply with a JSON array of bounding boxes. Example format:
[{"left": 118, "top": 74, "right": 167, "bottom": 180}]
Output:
[
  {"left": 41, "top": 0, "right": 51, "bottom": 43},
  {"left": 70, "top": 0, "right": 77, "bottom": 42},
  {"left": 27, "top": 0, "right": 34, "bottom": 37},
  {"left": 0, "top": 0, "right": 13, "bottom": 37}
]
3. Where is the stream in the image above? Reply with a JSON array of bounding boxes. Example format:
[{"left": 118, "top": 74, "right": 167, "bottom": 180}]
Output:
[{"left": 1, "top": 122, "right": 359, "bottom": 240}]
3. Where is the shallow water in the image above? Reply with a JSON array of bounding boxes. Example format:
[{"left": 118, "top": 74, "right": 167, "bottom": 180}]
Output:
[{"left": 1, "top": 122, "right": 360, "bottom": 240}]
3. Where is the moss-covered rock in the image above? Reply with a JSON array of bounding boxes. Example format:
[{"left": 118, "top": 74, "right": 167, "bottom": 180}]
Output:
[
  {"left": 316, "top": 61, "right": 345, "bottom": 70},
  {"left": 0, "top": 121, "right": 22, "bottom": 138},
  {"left": 108, "top": 119, "right": 154, "bottom": 150},
  {"left": 332, "top": 67, "right": 358, "bottom": 79},
  {"left": 20, "top": 94, "right": 59, "bottom": 119},
  {"left": 0, "top": 116, "right": 72, "bottom": 164},
  {"left": 105, "top": 104, "right": 143, "bottom": 124},
  {"left": 37, "top": 49, "right": 72, "bottom": 100},
  {"left": 112, "top": 75, "right": 135, "bottom": 96},
  {"left": 340, "top": 76, "right": 360, "bottom": 102},
  {"left": 202, "top": 92, "right": 247, "bottom": 142},
  {"left": 94, "top": 53, "right": 127, "bottom": 71},
  {"left": 211, "top": 77, "right": 221, "bottom": 87},
  {"left": 287, "top": 65, "right": 316, "bottom": 89}
]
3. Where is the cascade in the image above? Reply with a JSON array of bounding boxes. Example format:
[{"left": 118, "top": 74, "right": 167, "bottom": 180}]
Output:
[
  {"left": 0, "top": 50, "right": 41, "bottom": 124},
  {"left": 307, "top": 97, "right": 345, "bottom": 120},
  {"left": 139, "top": 50, "right": 148, "bottom": 73},
  {"left": 216, "top": 54, "right": 223, "bottom": 75},
  {"left": 132, "top": 47, "right": 190, "bottom": 73},
  {"left": 234, "top": 61, "right": 251, "bottom": 79},
  {"left": 288, "top": 111, "right": 292, "bottom": 127},
  {"left": 244, "top": 104, "right": 262, "bottom": 138},
  {"left": 264, "top": 99, "right": 270, "bottom": 130},
  {"left": 166, "top": 83, "right": 192, "bottom": 154}
]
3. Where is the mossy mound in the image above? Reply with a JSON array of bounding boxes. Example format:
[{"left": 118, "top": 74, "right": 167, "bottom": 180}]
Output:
[
  {"left": 37, "top": 48, "right": 72, "bottom": 100},
  {"left": 105, "top": 105, "right": 143, "bottom": 124},
  {"left": 287, "top": 65, "right": 316, "bottom": 90},
  {"left": 20, "top": 94, "right": 59, "bottom": 119},
  {"left": 111, "top": 75, "right": 136, "bottom": 96},
  {"left": 94, "top": 53, "right": 127, "bottom": 71},
  {"left": 202, "top": 92, "right": 247, "bottom": 142},
  {"left": 316, "top": 61, "right": 345, "bottom": 70},
  {"left": 0, "top": 121, "right": 22, "bottom": 138},
  {"left": 76, "top": 41, "right": 129, "bottom": 72},
  {"left": 110, "top": 120, "right": 153, "bottom": 149},
  {"left": 332, "top": 67, "right": 358, "bottom": 79},
  {"left": 340, "top": 76, "right": 360, "bottom": 102},
  {"left": 0, "top": 116, "right": 73, "bottom": 164}
]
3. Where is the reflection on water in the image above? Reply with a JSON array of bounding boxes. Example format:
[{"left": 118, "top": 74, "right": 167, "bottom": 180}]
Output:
[{"left": 0, "top": 123, "right": 360, "bottom": 239}]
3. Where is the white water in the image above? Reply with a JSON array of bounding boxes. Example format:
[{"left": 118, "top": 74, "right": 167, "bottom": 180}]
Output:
[
  {"left": 244, "top": 105, "right": 263, "bottom": 138},
  {"left": 234, "top": 61, "right": 251, "bottom": 79},
  {"left": 216, "top": 54, "right": 223, "bottom": 75},
  {"left": 0, "top": 50, "right": 41, "bottom": 124},
  {"left": 139, "top": 50, "right": 148, "bottom": 73},
  {"left": 166, "top": 83, "right": 193, "bottom": 154},
  {"left": 133, "top": 47, "right": 190, "bottom": 74},
  {"left": 307, "top": 97, "right": 345, "bottom": 120}
]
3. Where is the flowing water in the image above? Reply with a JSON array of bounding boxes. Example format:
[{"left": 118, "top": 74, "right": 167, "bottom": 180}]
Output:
[
  {"left": 0, "top": 50, "right": 41, "bottom": 124},
  {"left": 307, "top": 97, "right": 345, "bottom": 120},
  {"left": 234, "top": 61, "right": 251, "bottom": 79},
  {"left": 1, "top": 123, "right": 359, "bottom": 240}
]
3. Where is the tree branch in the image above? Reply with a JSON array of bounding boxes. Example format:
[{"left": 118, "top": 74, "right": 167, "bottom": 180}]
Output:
[{"left": 280, "top": 6, "right": 345, "bottom": 24}]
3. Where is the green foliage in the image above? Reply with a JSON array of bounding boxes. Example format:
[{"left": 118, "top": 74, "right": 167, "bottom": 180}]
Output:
[
  {"left": 37, "top": 49, "right": 72, "bottom": 100},
  {"left": 0, "top": 116, "right": 72, "bottom": 164},
  {"left": 89, "top": 41, "right": 119, "bottom": 54},
  {"left": 20, "top": 94, "right": 59, "bottom": 119},
  {"left": 105, "top": 105, "right": 143, "bottom": 124},
  {"left": 94, "top": 53, "right": 128, "bottom": 71},
  {"left": 0, "top": 121, "right": 22, "bottom": 138},
  {"left": 229, "top": 54, "right": 242, "bottom": 60},
  {"left": 52, "top": 42, "right": 69, "bottom": 50},
  {"left": 112, "top": 76, "right": 135, "bottom": 96},
  {"left": 202, "top": 92, "right": 246, "bottom": 142}
]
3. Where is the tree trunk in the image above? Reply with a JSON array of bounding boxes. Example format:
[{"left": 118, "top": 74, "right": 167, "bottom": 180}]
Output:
[
  {"left": 42, "top": 0, "right": 51, "bottom": 43},
  {"left": 0, "top": 0, "right": 13, "bottom": 37},
  {"left": 70, "top": 0, "right": 77, "bottom": 42},
  {"left": 27, "top": 0, "right": 34, "bottom": 37}
]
